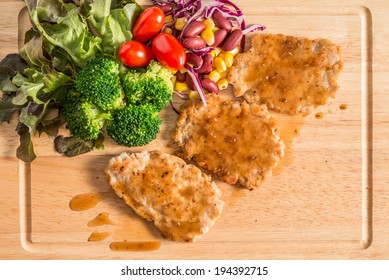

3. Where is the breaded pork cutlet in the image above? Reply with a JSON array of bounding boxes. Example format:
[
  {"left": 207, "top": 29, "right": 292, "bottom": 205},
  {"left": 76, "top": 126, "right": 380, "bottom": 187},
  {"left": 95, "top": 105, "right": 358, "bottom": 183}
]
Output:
[
  {"left": 228, "top": 33, "right": 344, "bottom": 115},
  {"left": 105, "top": 150, "right": 223, "bottom": 242},
  {"left": 173, "top": 94, "right": 284, "bottom": 190}
]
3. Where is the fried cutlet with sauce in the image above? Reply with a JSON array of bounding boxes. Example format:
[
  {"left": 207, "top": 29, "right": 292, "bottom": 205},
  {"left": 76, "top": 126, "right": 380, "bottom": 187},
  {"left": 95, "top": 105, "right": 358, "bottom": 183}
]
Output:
[
  {"left": 173, "top": 94, "right": 284, "bottom": 190},
  {"left": 228, "top": 33, "right": 344, "bottom": 115},
  {"left": 105, "top": 150, "right": 223, "bottom": 242}
]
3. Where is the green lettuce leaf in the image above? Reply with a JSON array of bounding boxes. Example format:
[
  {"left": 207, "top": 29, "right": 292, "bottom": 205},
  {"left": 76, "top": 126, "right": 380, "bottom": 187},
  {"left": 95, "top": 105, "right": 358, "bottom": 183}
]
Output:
[
  {"left": 86, "top": 1, "right": 141, "bottom": 56},
  {"left": 16, "top": 122, "right": 36, "bottom": 163},
  {"left": 0, "top": 94, "right": 23, "bottom": 123},
  {"left": 36, "top": 113, "right": 65, "bottom": 137},
  {"left": 54, "top": 135, "right": 96, "bottom": 157},
  {"left": 20, "top": 35, "right": 50, "bottom": 68},
  {"left": 27, "top": 2, "right": 101, "bottom": 68},
  {"left": 11, "top": 71, "right": 45, "bottom": 105},
  {"left": 1, "top": 0, "right": 143, "bottom": 162},
  {"left": 0, "top": 54, "right": 28, "bottom": 93}
]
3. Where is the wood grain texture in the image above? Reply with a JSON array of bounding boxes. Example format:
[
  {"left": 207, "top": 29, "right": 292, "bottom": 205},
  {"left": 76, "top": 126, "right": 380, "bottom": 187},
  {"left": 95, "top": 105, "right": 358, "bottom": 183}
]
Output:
[{"left": 1, "top": 0, "right": 389, "bottom": 259}]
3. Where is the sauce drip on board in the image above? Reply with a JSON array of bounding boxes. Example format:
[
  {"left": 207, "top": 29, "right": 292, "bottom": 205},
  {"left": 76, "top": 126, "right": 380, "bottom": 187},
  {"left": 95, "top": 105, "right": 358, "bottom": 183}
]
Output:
[
  {"left": 88, "top": 231, "right": 111, "bottom": 242},
  {"left": 88, "top": 212, "right": 116, "bottom": 227},
  {"left": 271, "top": 113, "right": 305, "bottom": 175},
  {"left": 339, "top": 104, "right": 348, "bottom": 110},
  {"left": 110, "top": 241, "right": 161, "bottom": 251},
  {"left": 315, "top": 112, "right": 324, "bottom": 119},
  {"left": 69, "top": 192, "right": 161, "bottom": 251},
  {"left": 69, "top": 193, "right": 105, "bottom": 211}
]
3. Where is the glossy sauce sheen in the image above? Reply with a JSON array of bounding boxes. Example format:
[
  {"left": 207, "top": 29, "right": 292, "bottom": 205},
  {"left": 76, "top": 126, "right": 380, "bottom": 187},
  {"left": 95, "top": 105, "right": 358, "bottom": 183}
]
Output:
[
  {"left": 69, "top": 193, "right": 104, "bottom": 211},
  {"left": 109, "top": 241, "right": 161, "bottom": 251},
  {"left": 87, "top": 212, "right": 115, "bottom": 227},
  {"left": 228, "top": 34, "right": 344, "bottom": 115},
  {"left": 271, "top": 113, "right": 305, "bottom": 174},
  {"left": 315, "top": 112, "right": 324, "bottom": 119},
  {"left": 88, "top": 231, "right": 111, "bottom": 242},
  {"left": 173, "top": 95, "right": 284, "bottom": 189}
]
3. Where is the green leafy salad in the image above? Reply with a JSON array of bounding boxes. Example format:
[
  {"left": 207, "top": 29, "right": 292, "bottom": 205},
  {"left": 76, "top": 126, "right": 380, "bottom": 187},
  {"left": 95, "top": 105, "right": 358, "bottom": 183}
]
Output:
[{"left": 0, "top": 0, "right": 174, "bottom": 163}]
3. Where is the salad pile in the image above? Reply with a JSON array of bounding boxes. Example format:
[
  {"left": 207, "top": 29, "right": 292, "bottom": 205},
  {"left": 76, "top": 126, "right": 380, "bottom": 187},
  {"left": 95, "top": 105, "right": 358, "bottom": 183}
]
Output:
[
  {"left": 0, "top": 0, "right": 265, "bottom": 163},
  {"left": 150, "top": 0, "right": 265, "bottom": 104}
]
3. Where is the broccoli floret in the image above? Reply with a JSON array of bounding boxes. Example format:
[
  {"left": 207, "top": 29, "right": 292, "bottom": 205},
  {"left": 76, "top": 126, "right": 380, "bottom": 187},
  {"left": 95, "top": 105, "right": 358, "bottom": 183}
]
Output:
[
  {"left": 74, "top": 56, "right": 125, "bottom": 111},
  {"left": 107, "top": 105, "right": 162, "bottom": 147},
  {"left": 63, "top": 91, "right": 112, "bottom": 141},
  {"left": 121, "top": 61, "right": 173, "bottom": 112}
]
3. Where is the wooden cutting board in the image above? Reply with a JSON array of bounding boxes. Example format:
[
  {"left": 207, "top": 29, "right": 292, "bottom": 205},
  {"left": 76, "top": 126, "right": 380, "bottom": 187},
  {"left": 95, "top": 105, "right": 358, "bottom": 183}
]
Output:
[{"left": 1, "top": 0, "right": 389, "bottom": 259}]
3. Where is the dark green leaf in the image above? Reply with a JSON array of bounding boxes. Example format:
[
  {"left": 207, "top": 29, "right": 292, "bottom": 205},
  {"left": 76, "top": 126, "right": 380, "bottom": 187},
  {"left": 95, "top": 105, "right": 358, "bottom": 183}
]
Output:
[
  {"left": 36, "top": 114, "right": 65, "bottom": 137},
  {"left": 0, "top": 53, "right": 29, "bottom": 73},
  {"left": 0, "top": 53, "right": 28, "bottom": 94},
  {"left": 16, "top": 122, "right": 36, "bottom": 163},
  {"left": 0, "top": 94, "right": 23, "bottom": 123},
  {"left": 54, "top": 135, "right": 95, "bottom": 157}
]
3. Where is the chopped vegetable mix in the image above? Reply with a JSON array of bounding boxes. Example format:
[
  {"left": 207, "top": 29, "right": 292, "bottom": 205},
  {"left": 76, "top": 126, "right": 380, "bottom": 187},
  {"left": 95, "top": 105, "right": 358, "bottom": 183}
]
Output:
[{"left": 150, "top": 0, "right": 265, "bottom": 106}]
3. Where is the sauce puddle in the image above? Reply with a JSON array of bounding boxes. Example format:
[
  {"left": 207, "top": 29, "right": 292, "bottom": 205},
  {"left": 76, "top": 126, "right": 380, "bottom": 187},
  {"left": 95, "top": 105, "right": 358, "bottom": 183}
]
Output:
[
  {"left": 88, "top": 212, "right": 116, "bottom": 227},
  {"left": 88, "top": 231, "right": 111, "bottom": 242},
  {"left": 69, "top": 193, "right": 107, "bottom": 211},
  {"left": 339, "top": 104, "right": 348, "bottom": 111},
  {"left": 315, "top": 112, "right": 324, "bottom": 119}
]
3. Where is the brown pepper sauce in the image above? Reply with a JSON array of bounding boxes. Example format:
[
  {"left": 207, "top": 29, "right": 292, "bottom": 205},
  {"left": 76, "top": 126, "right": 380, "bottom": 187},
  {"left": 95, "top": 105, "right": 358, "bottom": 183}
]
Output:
[
  {"left": 69, "top": 192, "right": 161, "bottom": 252},
  {"left": 110, "top": 241, "right": 161, "bottom": 251}
]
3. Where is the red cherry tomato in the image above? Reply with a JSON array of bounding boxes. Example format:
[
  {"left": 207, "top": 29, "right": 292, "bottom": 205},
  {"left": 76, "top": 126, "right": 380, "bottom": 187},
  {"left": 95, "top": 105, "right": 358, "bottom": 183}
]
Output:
[
  {"left": 151, "top": 33, "right": 186, "bottom": 70},
  {"left": 118, "top": 41, "right": 154, "bottom": 67},
  {"left": 132, "top": 7, "right": 165, "bottom": 43}
]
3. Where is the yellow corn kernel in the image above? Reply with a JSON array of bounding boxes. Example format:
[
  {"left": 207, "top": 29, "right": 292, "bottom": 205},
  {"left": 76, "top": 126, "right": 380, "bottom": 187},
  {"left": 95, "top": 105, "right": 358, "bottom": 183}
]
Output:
[
  {"left": 209, "top": 49, "right": 217, "bottom": 58},
  {"left": 210, "top": 47, "right": 222, "bottom": 58},
  {"left": 228, "top": 47, "right": 240, "bottom": 56},
  {"left": 215, "top": 47, "right": 222, "bottom": 56},
  {"left": 201, "top": 29, "right": 215, "bottom": 46},
  {"left": 219, "top": 70, "right": 228, "bottom": 79},
  {"left": 214, "top": 57, "right": 227, "bottom": 72},
  {"left": 165, "top": 15, "right": 174, "bottom": 25},
  {"left": 203, "top": 18, "right": 215, "bottom": 30},
  {"left": 188, "top": 90, "right": 200, "bottom": 100},
  {"left": 208, "top": 70, "right": 221, "bottom": 83},
  {"left": 179, "top": 67, "right": 186, "bottom": 74},
  {"left": 175, "top": 82, "right": 189, "bottom": 92},
  {"left": 175, "top": 17, "right": 187, "bottom": 31},
  {"left": 217, "top": 78, "right": 228, "bottom": 90},
  {"left": 163, "top": 26, "right": 173, "bottom": 34},
  {"left": 219, "top": 52, "right": 234, "bottom": 68}
]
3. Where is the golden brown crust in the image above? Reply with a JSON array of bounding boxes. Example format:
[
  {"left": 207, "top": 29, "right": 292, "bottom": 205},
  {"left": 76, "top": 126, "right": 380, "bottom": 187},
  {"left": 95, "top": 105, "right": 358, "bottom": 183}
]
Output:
[
  {"left": 105, "top": 150, "right": 224, "bottom": 242},
  {"left": 228, "top": 33, "right": 344, "bottom": 115},
  {"left": 173, "top": 94, "right": 284, "bottom": 190}
]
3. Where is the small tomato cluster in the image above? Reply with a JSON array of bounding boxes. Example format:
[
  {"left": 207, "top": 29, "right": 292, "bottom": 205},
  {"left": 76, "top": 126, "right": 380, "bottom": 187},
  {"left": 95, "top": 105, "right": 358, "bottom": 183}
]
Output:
[{"left": 118, "top": 7, "right": 186, "bottom": 70}]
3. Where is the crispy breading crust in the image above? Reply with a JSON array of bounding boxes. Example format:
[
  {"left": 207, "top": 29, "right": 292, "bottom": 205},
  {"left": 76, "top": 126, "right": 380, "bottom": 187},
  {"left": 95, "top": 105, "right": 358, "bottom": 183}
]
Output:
[
  {"left": 173, "top": 94, "right": 284, "bottom": 190},
  {"left": 105, "top": 150, "right": 224, "bottom": 242}
]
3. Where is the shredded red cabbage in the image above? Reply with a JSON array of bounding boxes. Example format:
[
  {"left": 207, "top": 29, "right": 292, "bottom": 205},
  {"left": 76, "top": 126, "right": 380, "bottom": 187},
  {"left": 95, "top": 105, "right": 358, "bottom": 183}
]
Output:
[
  {"left": 174, "top": 90, "right": 190, "bottom": 99},
  {"left": 184, "top": 64, "right": 207, "bottom": 106}
]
